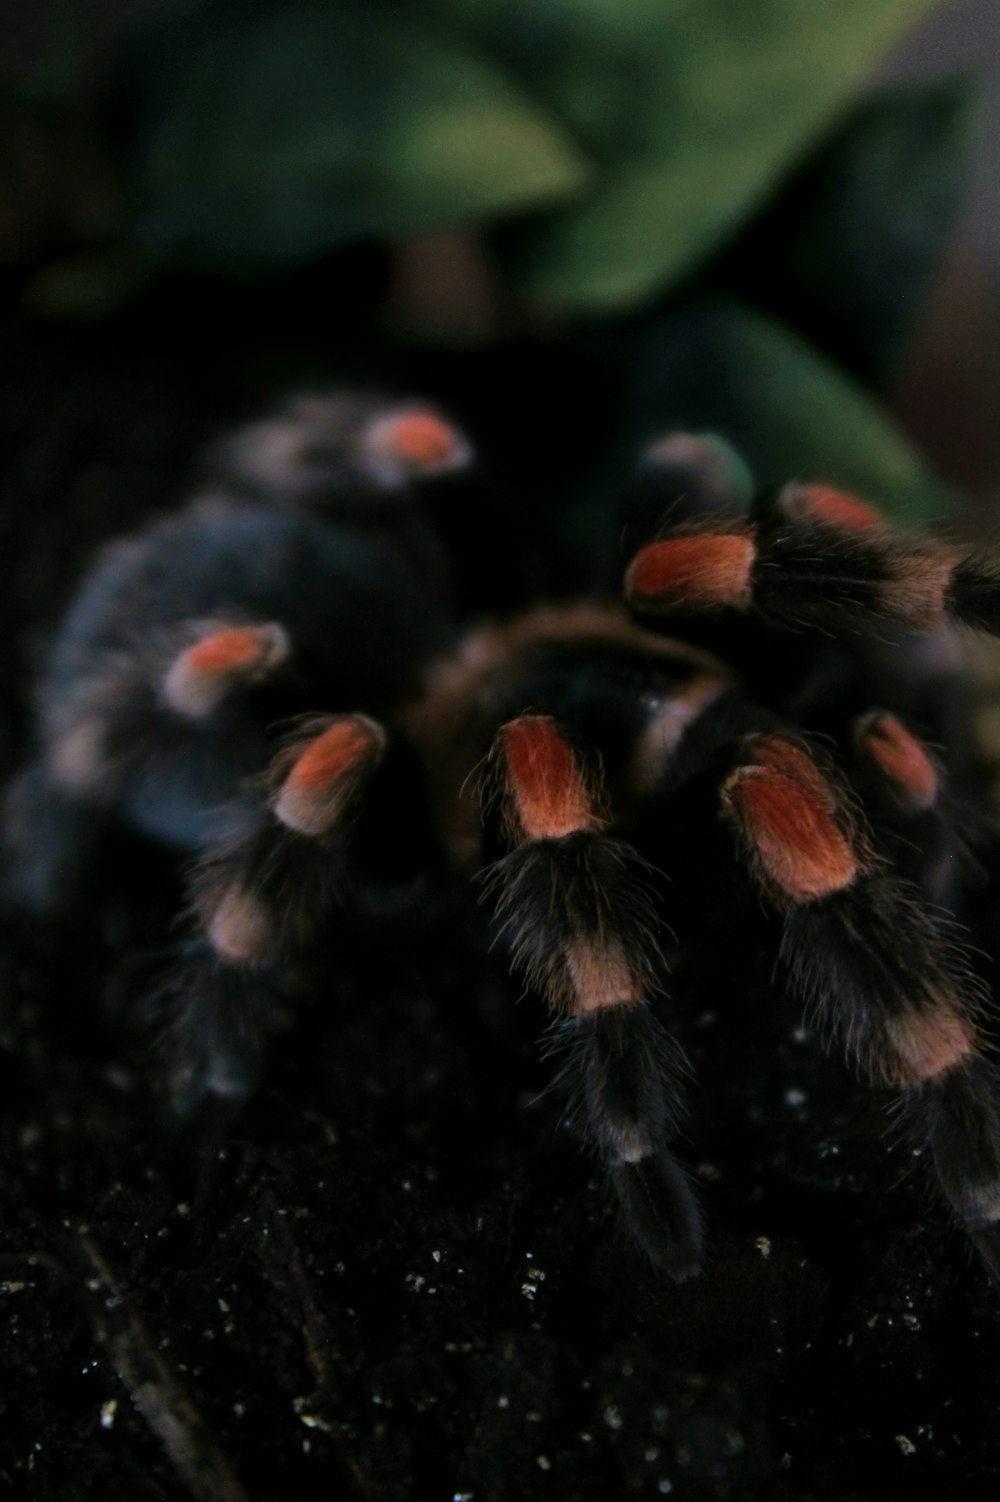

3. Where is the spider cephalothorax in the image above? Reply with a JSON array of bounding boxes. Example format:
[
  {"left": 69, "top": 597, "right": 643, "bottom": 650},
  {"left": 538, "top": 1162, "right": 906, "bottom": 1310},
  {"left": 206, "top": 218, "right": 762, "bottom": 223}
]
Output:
[{"left": 7, "top": 391, "right": 1000, "bottom": 1283}]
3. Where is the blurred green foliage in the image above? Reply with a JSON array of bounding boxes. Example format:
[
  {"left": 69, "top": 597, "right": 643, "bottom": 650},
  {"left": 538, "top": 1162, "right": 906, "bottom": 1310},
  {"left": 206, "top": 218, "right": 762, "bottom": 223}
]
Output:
[
  {"left": 723, "top": 75, "right": 978, "bottom": 386},
  {"left": 118, "top": 0, "right": 943, "bottom": 306},
  {"left": 603, "top": 298, "right": 957, "bottom": 526},
  {"left": 124, "top": 1, "right": 590, "bottom": 262},
  {"left": 0, "top": 0, "right": 978, "bottom": 521}
]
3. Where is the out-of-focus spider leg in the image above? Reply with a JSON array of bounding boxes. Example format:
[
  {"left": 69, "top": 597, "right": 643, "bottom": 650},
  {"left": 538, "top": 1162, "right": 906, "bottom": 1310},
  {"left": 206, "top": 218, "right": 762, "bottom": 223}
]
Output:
[
  {"left": 626, "top": 480, "right": 1000, "bottom": 641},
  {"left": 3, "top": 621, "right": 291, "bottom": 913},
  {"left": 617, "top": 431, "right": 756, "bottom": 560},
  {"left": 158, "top": 622, "right": 292, "bottom": 723},
  {"left": 852, "top": 710, "right": 966, "bottom": 909},
  {"left": 2, "top": 764, "right": 108, "bottom": 916},
  {"left": 50, "top": 620, "right": 292, "bottom": 803},
  {"left": 163, "top": 714, "right": 385, "bottom": 1108},
  {"left": 720, "top": 731, "right": 1000, "bottom": 1275},
  {"left": 483, "top": 713, "right": 702, "bottom": 1280}
]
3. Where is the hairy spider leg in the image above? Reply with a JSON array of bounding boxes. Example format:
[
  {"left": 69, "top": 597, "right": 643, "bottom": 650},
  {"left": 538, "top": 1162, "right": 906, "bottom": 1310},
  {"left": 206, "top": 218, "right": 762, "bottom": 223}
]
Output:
[
  {"left": 362, "top": 407, "right": 474, "bottom": 483},
  {"left": 483, "top": 713, "right": 702, "bottom": 1279},
  {"left": 205, "top": 392, "right": 474, "bottom": 502},
  {"left": 720, "top": 732, "right": 1000, "bottom": 1274},
  {"left": 851, "top": 709, "right": 968, "bottom": 909},
  {"left": 52, "top": 618, "right": 291, "bottom": 815},
  {"left": 625, "top": 480, "right": 1000, "bottom": 641},
  {"left": 165, "top": 714, "right": 386, "bottom": 1107},
  {"left": 161, "top": 623, "right": 291, "bottom": 721},
  {"left": 3, "top": 620, "right": 292, "bottom": 913}
]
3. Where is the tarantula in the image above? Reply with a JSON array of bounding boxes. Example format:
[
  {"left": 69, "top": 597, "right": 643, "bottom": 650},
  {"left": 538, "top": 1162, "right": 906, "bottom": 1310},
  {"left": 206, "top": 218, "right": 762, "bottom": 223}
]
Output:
[{"left": 8, "top": 389, "right": 1000, "bottom": 1283}]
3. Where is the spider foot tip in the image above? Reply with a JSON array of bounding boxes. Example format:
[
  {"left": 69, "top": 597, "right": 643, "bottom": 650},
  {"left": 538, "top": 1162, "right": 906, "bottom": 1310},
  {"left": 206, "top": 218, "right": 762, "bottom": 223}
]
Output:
[{"left": 612, "top": 1151, "right": 704, "bottom": 1283}]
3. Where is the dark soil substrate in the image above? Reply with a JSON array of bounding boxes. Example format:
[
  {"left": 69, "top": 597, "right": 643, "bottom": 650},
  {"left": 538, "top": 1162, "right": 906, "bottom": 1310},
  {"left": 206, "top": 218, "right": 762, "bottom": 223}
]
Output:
[{"left": 3, "top": 296, "right": 1000, "bottom": 1502}]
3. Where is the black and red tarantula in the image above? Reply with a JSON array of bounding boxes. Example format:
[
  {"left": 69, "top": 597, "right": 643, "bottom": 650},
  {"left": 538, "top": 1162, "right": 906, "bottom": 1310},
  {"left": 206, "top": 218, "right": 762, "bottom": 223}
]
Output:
[{"left": 8, "top": 389, "right": 1000, "bottom": 1283}]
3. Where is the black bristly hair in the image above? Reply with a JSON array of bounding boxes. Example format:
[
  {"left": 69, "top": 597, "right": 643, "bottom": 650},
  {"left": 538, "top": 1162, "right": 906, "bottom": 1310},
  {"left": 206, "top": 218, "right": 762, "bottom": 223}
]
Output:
[
  {"left": 8, "top": 387, "right": 1000, "bottom": 1289},
  {"left": 549, "top": 1005, "right": 702, "bottom": 1279}
]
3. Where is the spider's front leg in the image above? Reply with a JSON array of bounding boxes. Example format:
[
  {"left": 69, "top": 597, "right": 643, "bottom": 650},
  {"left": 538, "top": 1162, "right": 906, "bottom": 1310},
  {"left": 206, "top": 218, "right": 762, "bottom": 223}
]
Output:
[
  {"left": 164, "top": 712, "right": 386, "bottom": 1108},
  {"left": 483, "top": 713, "right": 702, "bottom": 1280},
  {"left": 720, "top": 731, "right": 1000, "bottom": 1276}
]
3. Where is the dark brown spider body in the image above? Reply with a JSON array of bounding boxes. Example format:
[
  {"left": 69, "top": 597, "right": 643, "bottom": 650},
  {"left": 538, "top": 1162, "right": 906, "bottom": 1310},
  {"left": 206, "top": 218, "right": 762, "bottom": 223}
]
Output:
[{"left": 7, "top": 391, "right": 1000, "bottom": 1284}]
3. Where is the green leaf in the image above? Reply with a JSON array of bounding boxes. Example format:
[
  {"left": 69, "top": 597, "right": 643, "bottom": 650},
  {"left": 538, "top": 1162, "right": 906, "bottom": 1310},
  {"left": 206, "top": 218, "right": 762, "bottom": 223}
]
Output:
[
  {"left": 449, "top": 0, "right": 939, "bottom": 309},
  {"left": 123, "top": 0, "right": 590, "bottom": 263},
  {"left": 118, "top": 0, "right": 942, "bottom": 310},
  {"left": 600, "top": 297, "right": 954, "bottom": 524},
  {"left": 723, "top": 76, "right": 980, "bottom": 385}
]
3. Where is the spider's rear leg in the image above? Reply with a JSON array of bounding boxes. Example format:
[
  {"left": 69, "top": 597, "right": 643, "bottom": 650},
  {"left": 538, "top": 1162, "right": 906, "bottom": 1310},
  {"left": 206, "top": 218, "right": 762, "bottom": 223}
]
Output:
[
  {"left": 721, "top": 732, "right": 1000, "bottom": 1276},
  {"left": 625, "top": 479, "right": 1000, "bottom": 642},
  {"left": 164, "top": 713, "right": 386, "bottom": 1110},
  {"left": 484, "top": 714, "right": 701, "bottom": 1279}
]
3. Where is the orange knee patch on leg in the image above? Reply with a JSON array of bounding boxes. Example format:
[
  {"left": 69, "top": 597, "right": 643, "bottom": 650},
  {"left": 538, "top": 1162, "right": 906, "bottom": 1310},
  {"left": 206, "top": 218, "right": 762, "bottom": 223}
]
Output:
[
  {"left": 858, "top": 712, "right": 939, "bottom": 810},
  {"left": 625, "top": 534, "right": 756, "bottom": 613},
  {"left": 164, "top": 625, "right": 290, "bottom": 719},
  {"left": 781, "top": 483, "right": 884, "bottom": 533},
  {"left": 887, "top": 1009, "right": 977, "bottom": 1085},
  {"left": 497, "top": 716, "right": 601, "bottom": 843},
  {"left": 285, "top": 719, "right": 375, "bottom": 789},
  {"left": 723, "top": 764, "right": 858, "bottom": 900},
  {"left": 383, "top": 412, "right": 459, "bottom": 466},
  {"left": 747, "top": 736, "right": 839, "bottom": 811},
  {"left": 187, "top": 628, "right": 272, "bottom": 676},
  {"left": 274, "top": 715, "right": 385, "bottom": 837},
  {"left": 363, "top": 409, "right": 468, "bottom": 475}
]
